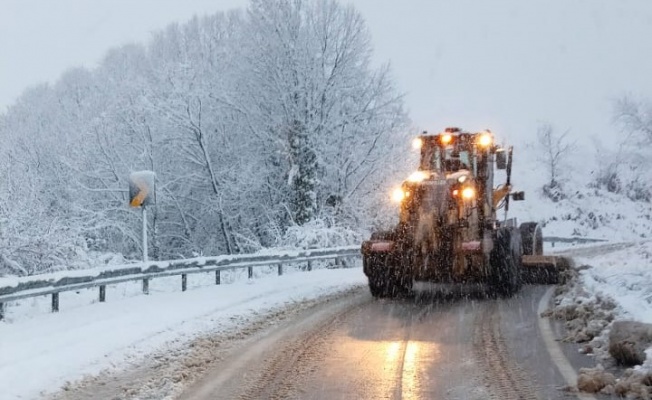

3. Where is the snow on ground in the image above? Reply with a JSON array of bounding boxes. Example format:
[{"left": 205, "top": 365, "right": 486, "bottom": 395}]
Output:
[
  {"left": 512, "top": 179, "right": 652, "bottom": 244},
  {"left": 571, "top": 241, "right": 652, "bottom": 324},
  {"left": 0, "top": 264, "right": 366, "bottom": 400},
  {"left": 551, "top": 241, "right": 652, "bottom": 330},
  {"left": 544, "top": 240, "right": 652, "bottom": 397}
]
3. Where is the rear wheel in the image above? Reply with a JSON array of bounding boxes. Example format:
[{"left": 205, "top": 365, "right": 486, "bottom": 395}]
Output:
[
  {"left": 490, "top": 228, "right": 522, "bottom": 297},
  {"left": 368, "top": 274, "right": 386, "bottom": 297},
  {"left": 519, "top": 222, "right": 543, "bottom": 255}
]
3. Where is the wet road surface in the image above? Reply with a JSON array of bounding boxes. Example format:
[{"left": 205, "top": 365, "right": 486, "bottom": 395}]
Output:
[{"left": 181, "top": 285, "right": 583, "bottom": 400}]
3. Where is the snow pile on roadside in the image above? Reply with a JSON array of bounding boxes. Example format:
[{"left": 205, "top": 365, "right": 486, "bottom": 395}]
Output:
[
  {"left": 546, "top": 241, "right": 652, "bottom": 397},
  {"left": 542, "top": 277, "right": 616, "bottom": 350}
]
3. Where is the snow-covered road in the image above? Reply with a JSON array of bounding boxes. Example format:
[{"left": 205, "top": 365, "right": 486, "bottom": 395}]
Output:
[
  {"left": 178, "top": 285, "right": 573, "bottom": 400},
  {"left": 0, "top": 267, "right": 366, "bottom": 399}
]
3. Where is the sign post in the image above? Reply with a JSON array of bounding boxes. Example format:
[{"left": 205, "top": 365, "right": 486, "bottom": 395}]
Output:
[
  {"left": 142, "top": 206, "right": 148, "bottom": 263},
  {"left": 129, "top": 171, "right": 156, "bottom": 267}
]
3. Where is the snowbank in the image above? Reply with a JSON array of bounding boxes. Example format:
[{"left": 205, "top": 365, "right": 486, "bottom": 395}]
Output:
[{"left": 548, "top": 241, "right": 652, "bottom": 397}]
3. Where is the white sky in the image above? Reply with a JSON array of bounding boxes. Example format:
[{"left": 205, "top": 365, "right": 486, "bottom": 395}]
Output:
[
  {"left": 0, "top": 0, "right": 245, "bottom": 110},
  {"left": 2, "top": 0, "right": 652, "bottom": 146}
]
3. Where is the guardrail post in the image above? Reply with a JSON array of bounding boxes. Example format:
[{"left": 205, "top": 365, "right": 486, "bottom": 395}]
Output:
[
  {"left": 307, "top": 261, "right": 312, "bottom": 271},
  {"left": 0, "top": 302, "right": 5, "bottom": 321},
  {"left": 215, "top": 270, "right": 221, "bottom": 285},
  {"left": 52, "top": 293, "right": 59, "bottom": 313},
  {"left": 248, "top": 266, "right": 253, "bottom": 279},
  {"left": 182, "top": 274, "right": 187, "bottom": 292},
  {"left": 277, "top": 263, "right": 283, "bottom": 276},
  {"left": 99, "top": 285, "right": 106, "bottom": 302},
  {"left": 142, "top": 278, "right": 149, "bottom": 295}
]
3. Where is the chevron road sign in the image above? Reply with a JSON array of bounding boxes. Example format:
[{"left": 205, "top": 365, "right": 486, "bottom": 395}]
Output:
[{"left": 129, "top": 171, "right": 156, "bottom": 207}]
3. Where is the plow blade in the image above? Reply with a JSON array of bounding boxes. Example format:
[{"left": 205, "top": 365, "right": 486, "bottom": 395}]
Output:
[{"left": 521, "top": 255, "right": 573, "bottom": 285}]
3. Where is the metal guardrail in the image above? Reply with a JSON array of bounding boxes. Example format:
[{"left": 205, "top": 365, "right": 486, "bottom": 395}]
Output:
[
  {"left": 543, "top": 236, "right": 608, "bottom": 246},
  {"left": 0, "top": 245, "right": 361, "bottom": 320}
]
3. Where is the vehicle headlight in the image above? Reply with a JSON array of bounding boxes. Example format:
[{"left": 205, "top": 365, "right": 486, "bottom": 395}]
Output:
[
  {"left": 391, "top": 188, "right": 406, "bottom": 203},
  {"left": 412, "top": 137, "right": 423, "bottom": 150},
  {"left": 462, "top": 187, "right": 475, "bottom": 199},
  {"left": 478, "top": 133, "right": 492, "bottom": 147}
]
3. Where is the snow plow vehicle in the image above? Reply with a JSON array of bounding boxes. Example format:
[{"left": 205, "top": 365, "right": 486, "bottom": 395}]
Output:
[{"left": 361, "top": 127, "right": 567, "bottom": 298}]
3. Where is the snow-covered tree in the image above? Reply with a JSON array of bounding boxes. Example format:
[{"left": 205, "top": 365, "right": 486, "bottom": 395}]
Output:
[
  {"left": 237, "top": 0, "right": 408, "bottom": 230},
  {"left": 0, "top": 0, "right": 408, "bottom": 275},
  {"left": 610, "top": 97, "right": 652, "bottom": 202},
  {"left": 536, "top": 122, "right": 575, "bottom": 201}
]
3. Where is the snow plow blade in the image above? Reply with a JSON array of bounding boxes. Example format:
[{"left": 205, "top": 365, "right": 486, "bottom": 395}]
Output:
[{"left": 521, "top": 255, "right": 572, "bottom": 285}]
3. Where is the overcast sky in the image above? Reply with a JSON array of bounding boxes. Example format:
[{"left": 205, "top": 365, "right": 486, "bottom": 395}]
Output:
[{"left": 2, "top": 0, "right": 652, "bottom": 146}]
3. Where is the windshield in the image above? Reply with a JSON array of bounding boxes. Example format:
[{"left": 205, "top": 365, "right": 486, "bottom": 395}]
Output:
[{"left": 421, "top": 144, "right": 475, "bottom": 174}]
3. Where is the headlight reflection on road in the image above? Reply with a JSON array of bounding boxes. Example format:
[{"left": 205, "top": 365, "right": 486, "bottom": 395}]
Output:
[
  {"left": 380, "top": 340, "right": 439, "bottom": 400},
  {"left": 402, "top": 341, "right": 421, "bottom": 400},
  {"left": 385, "top": 341, "right": 402, "bottom": 364},
  {"left": 323, "top": 337, "right": 440, "bottom": 399}
]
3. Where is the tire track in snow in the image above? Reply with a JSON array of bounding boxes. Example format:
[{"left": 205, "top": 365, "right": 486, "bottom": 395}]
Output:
[{"left": 474, "top": 301, "right": 540, "bottom": 400}]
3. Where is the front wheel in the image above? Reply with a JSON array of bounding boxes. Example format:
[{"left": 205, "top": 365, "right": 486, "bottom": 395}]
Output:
[
  {"left": 368, "top": 273, "right": 387, "bottom": 297},
  {"left": 490, "top": 228, "right": 523, "bottom": 297},
  {"left": 365, "top": 255, "right": 412, "bottom": 298}
]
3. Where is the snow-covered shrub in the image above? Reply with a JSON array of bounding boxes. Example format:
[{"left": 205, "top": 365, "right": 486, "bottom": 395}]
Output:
[
  {"left": 542, "top": 182, "right": 567, "bottom": 202},
  {"left": 591, "top": 168, "right": 621, "bottom": 194},
  {"left": 625, "top": 178, "right": 651, "bottom": 203},
  {"left": 278, "top": 219, "right": 362, "bottom": 249},
  {"left": 592, "top": 158, "right": 651, "bottom": 203}
]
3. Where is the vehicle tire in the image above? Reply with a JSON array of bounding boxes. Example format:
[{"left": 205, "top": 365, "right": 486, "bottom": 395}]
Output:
[
  {"left": 519, "top": 222, "right": 543, "bottom": 256},
  {"left": 369, "top": 272, "right": 412, "bottom": 298},
  {"left": 365, "top": 255, "right": 412, "bottom": 298},
  {"left": 364, "top": 254, "right": 386, "bottom": 298},
  {"left": 365, "top": 254, "right": 392, "bottom": 298},
  {"left": 490, "top": 227, "right": 522, "bottom": 297},
  {"left": 386, "top": 272, "right": 413, "bottom": 298},
  {"left": 510, "top": 229, "right": 524, "bottom": 293},
  {"left": 368, "top": 274, "right": 386, "bottom": 297}
]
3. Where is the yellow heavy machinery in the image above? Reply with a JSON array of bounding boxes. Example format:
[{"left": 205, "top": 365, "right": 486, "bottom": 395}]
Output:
[{"left": 361, "top": 127, "right": 565, "bottom": 298}]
